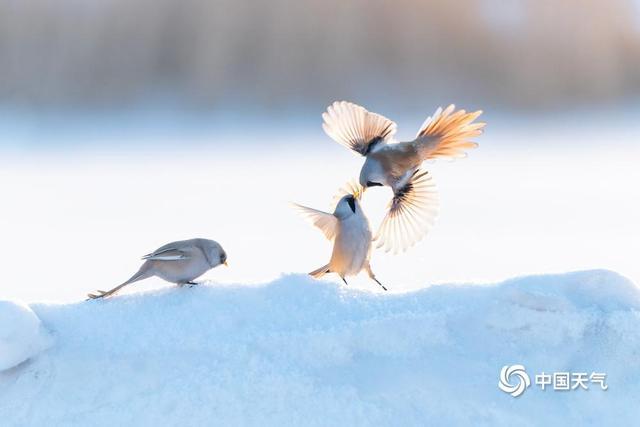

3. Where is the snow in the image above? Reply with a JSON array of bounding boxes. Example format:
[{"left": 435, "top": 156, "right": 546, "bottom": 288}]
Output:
[
  {"left": 0, "top": 300, "right": 52, "bottom": 371},
  {"left": 1, "top": 269, "right": 639, "bottom": 426}
]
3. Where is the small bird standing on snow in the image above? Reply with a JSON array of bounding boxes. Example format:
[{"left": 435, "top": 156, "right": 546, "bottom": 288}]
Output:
[
  {"left": 87, "top": 238, "right": 228, "bottom": 299},
  {"left": 293, "top": 184, "right": 387, "bottom": 291},
  {"left": 322, "top": 101, "right": 484, "bottom": 254}
]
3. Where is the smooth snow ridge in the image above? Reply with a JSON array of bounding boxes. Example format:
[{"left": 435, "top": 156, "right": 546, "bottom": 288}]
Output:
[{"left": 1, "top": 270, "right": 639, "bottom": 426}]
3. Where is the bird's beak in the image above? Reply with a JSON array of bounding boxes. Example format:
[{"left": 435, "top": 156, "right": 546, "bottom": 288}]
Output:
[
  {"left": 354, "top": 186, "right": 364, "bottom": 200},
  {"left": 223, "top": 260, "right": 229, "bottom": 267}
]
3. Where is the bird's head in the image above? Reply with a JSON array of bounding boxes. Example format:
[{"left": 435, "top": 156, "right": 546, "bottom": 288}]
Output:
[
  {"left": 334, "top": 194, "right": 359, "bottom": 219},
  {"left": 359, "top": 159, "right": 386, "bottom": 190},
  {"left": 202, "top": 240, "right": 228, "bottom": 268}
]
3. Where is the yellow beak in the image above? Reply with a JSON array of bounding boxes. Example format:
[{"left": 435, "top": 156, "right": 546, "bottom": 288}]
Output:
[{"left": 223, "top": 260, "right": 229, "bottom": 267}]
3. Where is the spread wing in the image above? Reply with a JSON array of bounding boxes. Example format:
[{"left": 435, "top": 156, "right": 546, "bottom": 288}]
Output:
[
  {"left": 322, "top": 101, "right": 397, "bottom": 156},
  {"left": 291, "top": 203, "right": 339, "bottom": 241},
  {"left": 141, "top": 246, "right": 190, "bottom": 261},
  {"left": 374, "top": 169, "right": 439, "bottom": 254}
]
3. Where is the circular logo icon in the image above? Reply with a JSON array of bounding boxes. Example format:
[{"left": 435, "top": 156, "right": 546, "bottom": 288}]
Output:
[{"left": 498, "top": 365, "right": 531, "bottom": 397}]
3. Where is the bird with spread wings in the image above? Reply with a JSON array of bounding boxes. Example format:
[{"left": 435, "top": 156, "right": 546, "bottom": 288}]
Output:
[{"left": 322, "top": 101, "right": 485, "bottom": 254}]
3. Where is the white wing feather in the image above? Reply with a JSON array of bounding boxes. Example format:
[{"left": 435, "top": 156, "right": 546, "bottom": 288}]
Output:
[
  {"left": 291, "top": 203, "right": 339, "bottom": 241},
  {"left": 375, "top": 169, "right": 439, "bottom": 254},
  {"left": 141, "top": 247, "right": 189, "bottom": 261},
  {"left": 322, "top": 101, "right": 397, "bottom": 156}
]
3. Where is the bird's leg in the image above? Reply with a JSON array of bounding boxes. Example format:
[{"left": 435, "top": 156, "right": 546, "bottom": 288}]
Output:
[
  {"left": 371, "top": 277, "right": 388, "bottom": 292},
  {"left": 186, "top": 281, "right": 198, "bottom": 287},
  {"left": 365, "top": 263, "right": 388, "bottom": 291},
  {"left": 341, "top": 277, "right": 349, "bottom": 286}
]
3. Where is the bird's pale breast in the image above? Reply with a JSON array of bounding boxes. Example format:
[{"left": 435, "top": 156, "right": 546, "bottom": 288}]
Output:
[{"left": 330, "top": 213, "right": 372, "bottom": 277}]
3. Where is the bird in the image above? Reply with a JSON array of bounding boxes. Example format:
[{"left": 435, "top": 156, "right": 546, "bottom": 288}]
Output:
[
  {"left": 293, "top": 182, "right": 387, "bottom": 291},
  {"left": 322, "top": 101, "right": 484, "bottom": 254},
  {"left": 87, "top": 238, "right": 228, "bottom": 299}
]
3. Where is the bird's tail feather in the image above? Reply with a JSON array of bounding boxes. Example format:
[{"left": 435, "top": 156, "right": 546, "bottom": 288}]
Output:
[
  {"left": 414, "top": 105, "right": 484, "bottom": 160},
  {"left": 88, "top": 266, "right": 153, "bottom": 299},
  {"left": 121, "top": 266, "right": 153, "bottom": 287},
  {"left": 309, "top": 264, "right": 330, "bottom": 279}
]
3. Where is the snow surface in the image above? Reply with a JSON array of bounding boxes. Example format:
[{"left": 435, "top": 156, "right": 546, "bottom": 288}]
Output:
[
  {"left": 1, "top": 269, "right": 639, "bottom": 426},
  {"left": 0, "top": 300, "right": 52, "bottom": 371}
]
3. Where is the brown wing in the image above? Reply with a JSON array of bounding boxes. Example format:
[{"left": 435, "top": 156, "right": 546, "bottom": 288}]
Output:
[
  {"left": 374, "top": 169, "right": 439, "bottom": 254},
  {"left": 413, "top": 104, "right": 484, "bottom": 160},
  {"left": 322, "top": 101, "right": 397, "bottom": 156}
]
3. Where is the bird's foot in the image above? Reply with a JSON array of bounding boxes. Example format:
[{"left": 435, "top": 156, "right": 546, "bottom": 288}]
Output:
[{"left": 187, "top": 281, "right": 199, "bottom": 288}]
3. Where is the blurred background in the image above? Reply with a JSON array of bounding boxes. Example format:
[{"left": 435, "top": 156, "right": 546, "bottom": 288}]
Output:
[
  {"left": 1, "top": 0, "right": 639, "bottom": 301},
  {"left": 1, "top": 0, "right": 640, "bottom": 110}
]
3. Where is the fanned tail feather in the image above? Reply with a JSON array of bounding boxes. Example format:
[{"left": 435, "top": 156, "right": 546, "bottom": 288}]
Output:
[
  {"left": 309, "top": 264, "right": 330, "bottom": 278},
  {"left": 415, "top": 105, "right": 485, "bottom": 160}
]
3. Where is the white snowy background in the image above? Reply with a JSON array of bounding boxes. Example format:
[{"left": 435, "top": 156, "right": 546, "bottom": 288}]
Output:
[{"left": 0, "top": 108, "right": 638, "bottom": 302}]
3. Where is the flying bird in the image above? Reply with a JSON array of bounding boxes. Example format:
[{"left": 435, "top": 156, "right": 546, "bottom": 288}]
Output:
[
  {"left": 87, "top": 238, "right": 228, "bottom": 299},
  {"left": 293, "top": 183, "right": 387, "bottom": 291},
  {"left": 322, "top": 101, "right": 484, "bottom": 254}
]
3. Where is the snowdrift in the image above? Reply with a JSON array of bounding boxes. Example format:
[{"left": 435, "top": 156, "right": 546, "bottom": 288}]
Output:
[
  {"left": 0, "top": 300, "right": 51, "bottom": 371},
  {"left": 1, "top": 270, "right": 639, "bottom": 426}
]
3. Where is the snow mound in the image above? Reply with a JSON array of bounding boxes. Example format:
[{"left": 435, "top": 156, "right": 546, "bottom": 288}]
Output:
[
  {"left": 1, "top": 270, "right": 639, "bottom": 426},
  {"left": 0, "top": 300, "right": 52, "bottom": 371}
]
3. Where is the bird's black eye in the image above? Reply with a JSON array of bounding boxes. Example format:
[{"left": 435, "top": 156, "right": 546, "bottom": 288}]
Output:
[
  {"left": 220, "top": 252, "right": 227, "bottom": 263},
  {"left": 366, "top": 181, "right": 383, "bottom": 187},
  {"left": 347, "top": 197, "right": 356, "bottom": 213}
]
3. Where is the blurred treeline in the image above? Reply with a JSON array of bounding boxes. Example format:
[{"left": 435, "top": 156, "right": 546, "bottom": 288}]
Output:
[{"left": 0, "top": 0, "right": 639, "bottom": 109}]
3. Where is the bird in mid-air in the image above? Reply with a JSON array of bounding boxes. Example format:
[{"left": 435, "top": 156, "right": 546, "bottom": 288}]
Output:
[
  {"left": 293, "top": 182, "right": 387, "bottom": 291},
  {"left": 322, "top": 101, "right": 484, "bottom": 254},
  {"left": 87, "top": 238, "right": 228, "bottom": 299}
]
